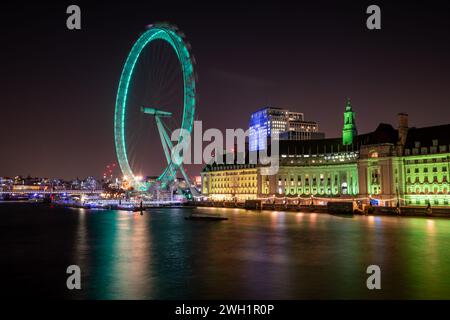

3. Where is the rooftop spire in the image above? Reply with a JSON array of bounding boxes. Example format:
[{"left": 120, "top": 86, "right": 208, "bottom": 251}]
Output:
[
  {"left": 345, "top": 98, "right": 352, "bottom": 111},
  {"left": 342, "top": 98, "right": 357, "bottom": 145}
]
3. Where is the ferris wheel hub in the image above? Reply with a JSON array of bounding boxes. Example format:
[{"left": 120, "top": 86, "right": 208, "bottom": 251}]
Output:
[{"left": 140, "top": 106, "right": 173, "bottom": 117}]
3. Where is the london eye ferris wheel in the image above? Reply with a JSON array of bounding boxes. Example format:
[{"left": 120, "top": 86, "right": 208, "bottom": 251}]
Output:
[{"left": 114, "top": 23, "right": 197, "bottom": 192}]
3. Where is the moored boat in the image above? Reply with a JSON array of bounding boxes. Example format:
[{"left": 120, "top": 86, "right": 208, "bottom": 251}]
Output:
[{"left": 185, "top": 213, "right": 228, "bottom": 221}]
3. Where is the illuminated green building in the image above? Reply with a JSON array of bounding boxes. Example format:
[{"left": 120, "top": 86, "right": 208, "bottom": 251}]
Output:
[
  {"left": 261, "top": 136, "right": 360, "bottom": 198},
  {"left": 267, "top": 103, "right": 450, "bottom": 207},
  {"left": 401, "top": 125, "right": 450, "bottom": 206},
  {"left": 202, "top": 101, "right": 450, "bottom": 207}
]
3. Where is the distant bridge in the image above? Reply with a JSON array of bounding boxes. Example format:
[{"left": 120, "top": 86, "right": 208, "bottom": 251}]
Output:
[{"left": 0, "top": 190, "right": 104, "bottom": 195}]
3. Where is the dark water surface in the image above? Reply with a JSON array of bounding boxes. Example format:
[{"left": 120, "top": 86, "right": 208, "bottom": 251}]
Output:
[{"left": 1, "top": 203, "right": 449, "bottom": 299}]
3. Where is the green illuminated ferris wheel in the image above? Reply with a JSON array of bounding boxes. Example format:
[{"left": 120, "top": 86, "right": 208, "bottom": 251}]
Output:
[{"left": 114, "top": 24, "right": 196, "bottom": 191}]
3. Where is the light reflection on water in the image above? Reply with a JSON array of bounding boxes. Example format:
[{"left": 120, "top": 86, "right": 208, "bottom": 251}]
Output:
[{"left": 1, "top": 204, "right": 450, "bottom": 299}]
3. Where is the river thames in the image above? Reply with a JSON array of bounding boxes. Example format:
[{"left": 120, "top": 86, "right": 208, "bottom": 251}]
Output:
[{"left": 1, "top": 203, "right": 449, "bottom": 299}]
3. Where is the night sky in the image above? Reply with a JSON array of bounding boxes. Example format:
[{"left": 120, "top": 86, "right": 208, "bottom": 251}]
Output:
[{"left": 1, "top": 0, "right": 449, "bottom": 179}]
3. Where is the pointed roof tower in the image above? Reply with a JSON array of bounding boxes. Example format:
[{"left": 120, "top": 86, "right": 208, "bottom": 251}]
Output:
[{"left": 342, "top": 98, "right": 357, "bottom": 145}]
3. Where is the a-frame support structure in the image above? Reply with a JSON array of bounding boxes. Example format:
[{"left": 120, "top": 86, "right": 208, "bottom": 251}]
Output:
[{"left": 141, "top": 106, "right": 198, "bottom": 197}]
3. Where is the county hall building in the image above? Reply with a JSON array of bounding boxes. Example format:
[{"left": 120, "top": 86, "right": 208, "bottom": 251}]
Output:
[{"left": 201, "top": 100, "right": 450, "bottom": 207}]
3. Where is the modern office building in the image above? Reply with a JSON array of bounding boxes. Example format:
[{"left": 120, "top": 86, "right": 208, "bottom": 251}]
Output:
[
  {"left": 248, "top": 107, "right": 323, "bottom": 151},
  {"left": 202, "top": 100, "right": 450, "bottom": 207}
]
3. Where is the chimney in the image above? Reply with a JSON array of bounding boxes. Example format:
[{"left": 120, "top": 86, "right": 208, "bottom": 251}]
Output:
[{"left": 398, "top": 113, "right": 409, "bottom": 145}]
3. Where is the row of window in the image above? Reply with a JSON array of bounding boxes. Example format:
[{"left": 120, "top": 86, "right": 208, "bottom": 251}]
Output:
[
  {"left": 272, "top": 186, "right": 357, "bottom": 196},
  {"left": 211, "top": 183, "right": 256, "bottom": 188},
  {"left": 207, "top": 165, "right": 256, "bottom": 171},
  {"left": 280, "top": 153, "right": 358, "bottom": 160},
  {"left": 209, "top": 189, "right": 257, "bottom": 194},
  {"left": 405, "top": 145, "right": 448, "bottom": 155},
  {"left": 407, "top": 187, "right": 448, "bottom": 194},
  {"left": 405, "top": 157, "right": 448, "bottom": 164},
  {"left": 406, "top": 166, "right": 448, "bottom": 173},
  {"left": 210, "top": 176, "right": 256, "bottom": 182},
  {"left": 406, "top": 176, "right": 448, "bottom": 184},
  {"left": 407, "top": 198, "right": 449, "bottom": 206}
]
